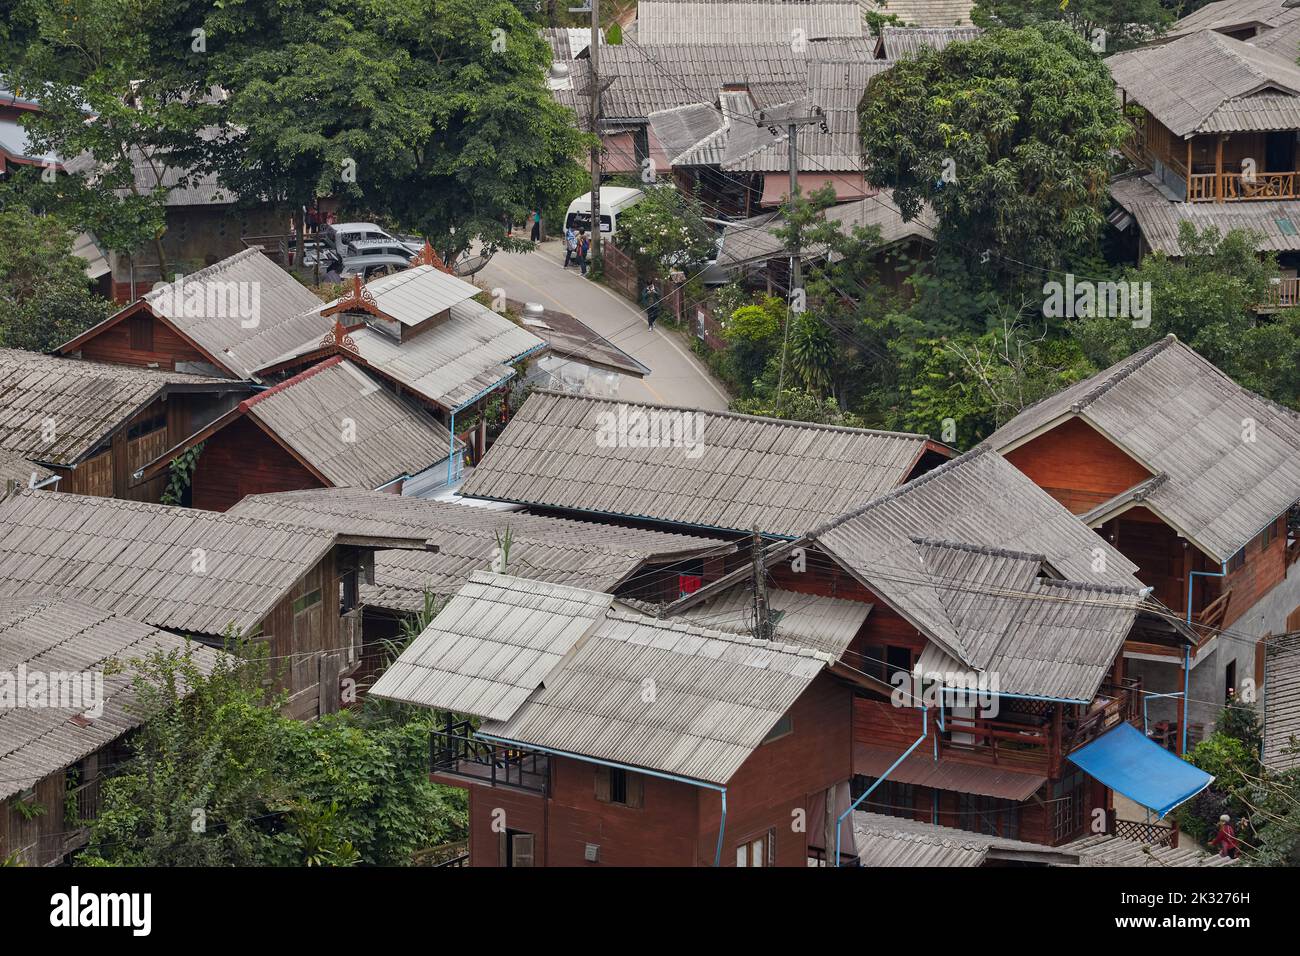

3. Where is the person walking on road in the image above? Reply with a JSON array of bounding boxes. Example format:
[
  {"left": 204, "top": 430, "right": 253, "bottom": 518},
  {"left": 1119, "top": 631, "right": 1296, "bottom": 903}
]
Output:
[
  {"left": 643, "top": 279, "right": 661, "bottom": 330},
  {"left": 578, "top": 231, "right": 590, "bottom": 276},
  {"left": 530, "top": 209, "right": 542, "bottom": 242},
  {"left": 564, "top": 226, "right": 577, "bottom": 267}
]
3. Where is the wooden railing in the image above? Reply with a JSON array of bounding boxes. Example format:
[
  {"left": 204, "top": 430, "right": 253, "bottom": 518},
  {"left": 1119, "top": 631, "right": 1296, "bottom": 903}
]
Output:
[
  {"left": 1066, "top": 679, "right": 1142, "bottom": 753},
  {"left": 1259, "top": 278, "right": 1300, "bottom": 312},
  {"left": 1189, "top": 171, "right": 1300, "bottom": 202},
  {"left": 1111, "top": 813, "right": 1179, "bottom": 848},
  {"left": 939, "top": 712, "right": 1054, "bottom": 773},
  {"left": 1196, "top": 588, "right": 1232, "bottom": 633},
  {"left": 430, "top": 720, "right": 549, "bottom": 795}
]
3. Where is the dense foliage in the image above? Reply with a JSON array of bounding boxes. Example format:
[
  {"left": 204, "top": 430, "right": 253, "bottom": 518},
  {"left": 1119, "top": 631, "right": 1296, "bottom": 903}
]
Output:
[{"left": 81, "top": 640, "right": 466, "bottom": 867}]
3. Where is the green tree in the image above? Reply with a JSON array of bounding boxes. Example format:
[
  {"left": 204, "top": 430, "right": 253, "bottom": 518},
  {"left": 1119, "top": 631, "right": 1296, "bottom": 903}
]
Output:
[
  {"left": 614, "top": 184, "right": 718, "bottom": 277},
  {"left": 1071, "top": 223, "right": 1300, "bottom": 408},
  {"left": 193, "top": 0, "right": 592, "bottom": 263},
  {"left": 730, "top": 387, "right": 869, "bottom": 427},
  {"left": 0, "top": 204, "right": 114, "bottom": 352},
  {"left": 860, "top": 24, "right": 1129, "bottom": 278},
  {"left": 971, "top": 0, "right": 1173, "bottom": 53}
]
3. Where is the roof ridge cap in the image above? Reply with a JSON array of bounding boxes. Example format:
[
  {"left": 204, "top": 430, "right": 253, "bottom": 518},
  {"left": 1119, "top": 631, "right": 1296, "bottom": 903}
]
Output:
[
  {"left": 909, "top": 537, "right": 1047, "bottom": 563},
  {"left": 1071, "top": 335, "right": 1176, "bottom": 414},
  {"left": 240, "top": 356, "right": 346, "bottom": 411}
]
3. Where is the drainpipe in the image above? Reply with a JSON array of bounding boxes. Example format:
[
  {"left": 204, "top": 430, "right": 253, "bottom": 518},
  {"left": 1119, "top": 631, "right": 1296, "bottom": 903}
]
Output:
[
  {"left": 835, "top": 706, "right": 928, "bottom": 867},
  {"left": 1184, "top": 560, "right": 1228, "bottom": 754},
  {"left": 476, "top": 732, "right": 729, "bottom": 867},
  {"left": 446, "top": 408, "right": 456, "bottom": 487}
]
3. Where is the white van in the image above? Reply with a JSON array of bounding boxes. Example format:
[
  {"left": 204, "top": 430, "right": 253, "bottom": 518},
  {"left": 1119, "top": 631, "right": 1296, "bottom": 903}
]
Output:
[{"left": 564, "top": 186, "right": 644, "bottom": 236}]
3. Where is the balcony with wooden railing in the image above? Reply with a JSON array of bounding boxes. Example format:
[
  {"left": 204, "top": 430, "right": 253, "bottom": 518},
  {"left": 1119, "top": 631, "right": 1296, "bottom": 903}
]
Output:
[
  {"left": 429, "top": 719, "right": 549, "bottom": 795},
  {"left": 1189, "top": 170, "right": 1300, "bottom": 202},
  {"left": 1258, "top": 277, "right": 1300, "bottom": 312}
]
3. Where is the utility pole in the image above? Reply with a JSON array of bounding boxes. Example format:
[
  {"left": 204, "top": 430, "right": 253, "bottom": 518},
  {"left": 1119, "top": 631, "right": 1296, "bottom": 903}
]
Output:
[
  {"left": 589, "top": 0, "right": 602, "bottom": 274},
  {"left": 750, "top": 530, "right": 772, "bottom": 641},
  {"left": 757, "top": 100, "right": 827, "bottom": 414}
]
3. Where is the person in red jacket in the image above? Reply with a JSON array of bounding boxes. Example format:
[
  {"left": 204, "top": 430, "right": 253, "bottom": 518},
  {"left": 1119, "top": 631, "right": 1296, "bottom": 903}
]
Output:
[{"left": 1208, "top": 814, "right": 1239, "bottom": 859}]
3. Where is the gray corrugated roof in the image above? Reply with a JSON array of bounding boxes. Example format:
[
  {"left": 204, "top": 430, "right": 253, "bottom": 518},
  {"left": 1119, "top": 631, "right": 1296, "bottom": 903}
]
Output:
[
  {"left": 0, "top": 451, "right": 52, "bottom": 486},
  {"left": 1061, "top": 832, "right": 1239, "bottom": 866},
  {"left": 860, "top": 0, "right": 975, "bottom": 27},
  {"left": 235, "top": 357, "right": 456, "bottom": 489},
  {"left": 1246, "top": 15, "right": 1300, "bottom": 55},
  {"left": 557, "top": 39, "right": 872, "bottom": 122},
  {"left": 340, "top": 265, "right": 482, "bottom": 327},
  {"left": 0, "top": 598, "right": 222, "bottom": 799},
  {"left": 460, "top": 390, "right": 939, "bottom": 537},
  {"left": 878, "top": 26, "right": 981, "bottom": 59},
  {"left": 131, "top": 247, "right": 328, "bottom": 379},
  {"left": 479, "top": 606, "right": 831, "bottom": 784},
  {"left": 1110, "top": 173, "right": 1300, "bottom": 255},
  {"left": 636, "top": 1, "right": 866, "bottom": 45},
  {"left": 806, "top": 448, "right": 1145, "bottom": 701},
  {"left": 984, "top": 335, "right": 1300, "bottom": 563},
  {"left": 227, "top": 487, "right": 728, "bottom": 612},
  {"left": 853, "top": 811, "right": 1075, "bottom": 866},
  {"left": 718, "top": 191, "right": 935, "bottom": 269},
  {"left": 854, "top": 743, "right": 1048, "bottom": 799},
  {"left": 0, "top": 348, "right": 241, "bottom": 467},
  {"left": 368, "top": 573, "right": 616, "bottom": 720},
  {"left": 1107, "top": 30, "right": 1300, "bottom": 135},
  {"left": 1264, "top": 632, "right": 1300, "bottom": 771},
  {"left": 1169, "top": 0, "right": 1300, "bottom": 40},
  {"left": 624, "top": 585, "right": 871, "bottom": 658},
  {"left": 290, "top": 298, "right": 544, "bottom": 411},
  {"left": 372, "top": 572, "right": 830, "bottom": 783},
  {"left": 0, "top": 489, "right": 342, "bottom": 637}
]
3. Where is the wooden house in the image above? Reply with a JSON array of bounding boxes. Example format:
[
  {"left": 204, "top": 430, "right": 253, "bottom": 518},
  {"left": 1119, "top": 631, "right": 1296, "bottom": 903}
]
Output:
[
  {"left": 371, "top": 572, "right": 854, "bottom": 867},
  {"left": 132, "top": 357, "right": 464, "bottom": 511},
  {"left": 0, "top": 598, "right": 222, "bottom": 866},
  {"left": 0, "top": 488, "right": 431, "bottom": 720},
  {"left": 459, "top": 390, "right": 952, "bottom": 540},
  {"left": 0, "top": 348, "right": 249, "bottom": 502},
  {"left": 983, "top": 335, "right": 1300, "bottom": 748},
  {"left": 1107, "top": 29, "right": 1300, "bottom": 307},
  {"left": 664, "top": 447, "right": 1201, "bottom": 851}
]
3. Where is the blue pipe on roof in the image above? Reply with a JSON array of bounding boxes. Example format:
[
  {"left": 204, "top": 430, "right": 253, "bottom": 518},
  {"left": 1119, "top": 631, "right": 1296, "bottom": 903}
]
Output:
[
  {"left": 834, "top": 706, "right": 927, "bottom": 867},
  {"left": 1184, "top": 560, "right": 1227, "bottom": 754},
  {"left": 475, "top": 731, "right": 729, "bottom": 867}
]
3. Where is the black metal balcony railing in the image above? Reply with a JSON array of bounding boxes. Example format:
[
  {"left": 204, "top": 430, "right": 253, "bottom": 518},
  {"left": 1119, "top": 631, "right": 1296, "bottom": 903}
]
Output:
[{"left": 430, "top": 719, "right": 549, "bottom": 795}]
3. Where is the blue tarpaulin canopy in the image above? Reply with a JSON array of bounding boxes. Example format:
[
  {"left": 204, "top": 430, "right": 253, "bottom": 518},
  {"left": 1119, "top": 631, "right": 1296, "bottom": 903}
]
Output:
[{"left": 1068, "top": 722, "right": 1214, "bottom": 818}]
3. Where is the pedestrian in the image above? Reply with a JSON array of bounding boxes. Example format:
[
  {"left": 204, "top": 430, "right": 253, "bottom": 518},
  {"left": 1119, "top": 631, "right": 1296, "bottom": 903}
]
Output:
[
  {"left": 324, "top": 258, "right": 344, "bottom": 284},
  {"left": 644, "top": 278, "right": 661, "bottom": 330},
  {"left": 578, "top": 231, "right": 590, "bottom": 275},
  {"left": 1208, "top": 814, "right": 1239, "bottom": 859},
  {"left": 530, "top": 209, "right": 542, "bottom": 242},
  {"left": 564, "top": 225, "right": 577, "bottom": 267}
]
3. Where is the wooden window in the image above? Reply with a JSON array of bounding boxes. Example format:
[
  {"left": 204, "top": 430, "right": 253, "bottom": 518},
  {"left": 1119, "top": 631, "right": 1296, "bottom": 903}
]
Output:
[
  {"left": 735, "top": 829, "right": 775, "bottom": 867},
  {"left": 498, "top": 830, "right": 535, "bottom": 867},
  {"left": 957, "top": 793, "right": 1020, "bottom": 839},
  {"left": 1225, "top": 659, "right": 1237, "bottom": 703},
  {"left": 760, "top": 714, "right": 793, "bottom": 744},
  {"left": 853, "top": 775, "right": 914, "bottom": 820},
  {"left": 1229, "top": 548, "right": 1246, "bottom": 572},
  {"left": 1262, "top": 519, "right": 1279, "bottom": 549},
  {"left": 595, "top": 767, "right": 643, "bottom": 808},
  {"left": 128, "top": 314, "right": 154, "bottom": 352},
  {"left": 292, "top": 588, "right": 322, "bottom": 614}
]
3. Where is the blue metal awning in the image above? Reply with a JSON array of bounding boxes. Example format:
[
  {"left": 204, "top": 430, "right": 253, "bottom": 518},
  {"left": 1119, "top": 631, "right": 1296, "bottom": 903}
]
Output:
[{"left": 1068, "top": 722, "right": 1214, "bottom": 818}]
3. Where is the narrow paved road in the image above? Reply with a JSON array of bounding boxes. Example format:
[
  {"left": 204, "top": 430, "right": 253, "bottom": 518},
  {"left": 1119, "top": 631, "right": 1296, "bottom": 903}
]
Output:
[{"left": 476, "top": 240, "right": 731, "bottom": 411}]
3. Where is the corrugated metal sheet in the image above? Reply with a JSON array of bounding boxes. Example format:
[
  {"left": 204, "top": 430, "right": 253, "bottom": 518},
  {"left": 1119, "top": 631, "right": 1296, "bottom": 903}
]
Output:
[
  {"left": 636, "top": 585, "right": 871, "bottom": 658},
  {"left": 241, "top": 357, "right": 457, "bottom": 489},
  {"left": 878, "top": 26, "right": 981, "bottom": 60},
  {"left": 0, "top": 348, "right": 240, "bottom": 466},
  {"left": 1264, "top": 632, "right": 1300, "bottom": 771},
  {"left": 718, "top": 191, "right": 935, "bottom": 269},
  {"left": 326, "top": 299, "right": 545, "bottom": 411},
  {"left": 0, "top": 489, "right": 340, "bottom": 637},
  {"left": 228, "top": 486, "right": 728, "bottom": 612},
  {"left": 368, "top": 573, "right": 615, "bottom": 720},
  {"left": 138, "top": 247, "right": 328, "bottom": 379},
  {"left": 1062, "top": 833, "right": 1239, "bottom": 866},
  {"left": 351, "top": 265, "right": 482, "bottom": 327},
  {"left": 480, "top": 606, "right": 831, "bottom": 783},
  {"left": 636, "top": 1, "right": 866, "bottom": 45},
  {"left": 859, "top": 0, "right": 975, "bottom": 28},
  {"left": 984, "top": 336, "right": 1300, "bottom": 564},
  {"left": 0, "top": 451, "right": 52, "bottom": 486},
  {"left": 1106, "top": 30, "right": 1300, "bottom": 136},
  {"left": 852, "top": 811, "right": 1069, "bottom": 866},
  {"left": 0, "top": 598, "right": 223, "bottom": 799},
  {"left": 460, "top": 390, "right": 936, "bottom": 537},
  {"left": 1168, "top": 0, "right": 1300, "bottom": 40},
  {"left": 1247, "top": 17, "right": 1300, "bottom": 56},
  {"left": 854, "top": 744, "right": 1047, "bottom": 800}
]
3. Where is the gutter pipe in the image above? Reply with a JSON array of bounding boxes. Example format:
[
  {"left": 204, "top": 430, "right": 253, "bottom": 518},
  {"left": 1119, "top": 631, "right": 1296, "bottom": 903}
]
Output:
[{"left": 834, "top": 706, "right": 927, "bottom": 867}]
